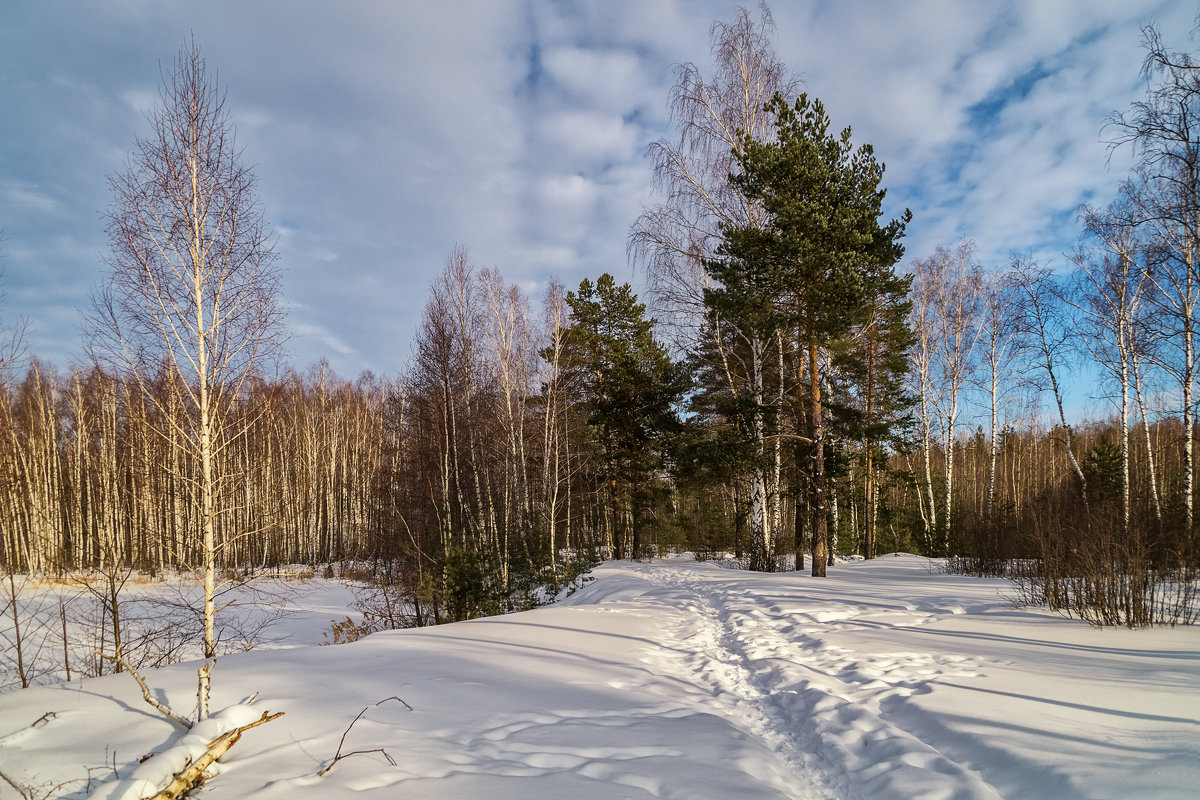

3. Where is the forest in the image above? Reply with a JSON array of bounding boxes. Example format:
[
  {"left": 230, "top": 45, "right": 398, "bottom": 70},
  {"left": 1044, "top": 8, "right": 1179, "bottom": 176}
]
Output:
[{"left": 2, "top": 5, "right": 1198, "bottom": 648}]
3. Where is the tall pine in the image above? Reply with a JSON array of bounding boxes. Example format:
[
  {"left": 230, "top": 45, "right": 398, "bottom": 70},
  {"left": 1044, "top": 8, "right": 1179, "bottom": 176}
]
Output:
[{"left": 709, "top": 93, "right": 910, "bottom": 575}]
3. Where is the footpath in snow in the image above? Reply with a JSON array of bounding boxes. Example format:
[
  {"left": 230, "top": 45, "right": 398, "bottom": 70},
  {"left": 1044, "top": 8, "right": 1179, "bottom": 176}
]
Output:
[{"left": 1, "top": 554, "right": 1197, "bottom": 799}]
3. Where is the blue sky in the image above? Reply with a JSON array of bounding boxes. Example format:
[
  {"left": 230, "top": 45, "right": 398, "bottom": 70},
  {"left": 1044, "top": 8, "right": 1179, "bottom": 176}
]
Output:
[{"left": 0, "top": 0, "right": 1192, "bottom": 381}]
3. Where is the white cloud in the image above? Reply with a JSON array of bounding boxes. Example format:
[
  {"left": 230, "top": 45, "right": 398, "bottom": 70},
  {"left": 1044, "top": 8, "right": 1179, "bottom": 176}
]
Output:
[
  {"left": 2, "top": 0, "right": 1196, "bottom": 376},
  {"left": 541, "top": 46, "right": 651, "bottom": 112},
  {"left": 293, "top": 322, "right": 355, "bottom": 359},
  {"left": 539, "top": 110, "right": 640, "bottom": 169},
  {"left": 117, "top": 87, "right": 158, "bottom": 115}
]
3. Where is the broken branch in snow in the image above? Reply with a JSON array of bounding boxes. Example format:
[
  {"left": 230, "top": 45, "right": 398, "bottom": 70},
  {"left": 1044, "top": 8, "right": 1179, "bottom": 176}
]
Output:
[
  {"left": 317, "top": 696, "right": 412, "bottom": 776},
  {"left": 196, "top": 659, "right": 214, "bottom": 721},
  {"left": 0, "top": 765, "right": 89, "bottom": 800},
  {"left": 0, "top": 769, "right": 33, "bottom": 800},
  {"left": 148, "top": 710, "right": 283, "bottom": 800},
  {"left": 97, "top": 651, "right": 192, "bottom": 729}
]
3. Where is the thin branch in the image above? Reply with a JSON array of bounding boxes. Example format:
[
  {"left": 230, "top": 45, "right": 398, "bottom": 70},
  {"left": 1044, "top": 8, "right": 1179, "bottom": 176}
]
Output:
[
  {"left": 97, "top": 650, "right": 192, "bottom": 729},
  {"left": 317, "top": 696, "right": 412, "bottom": 777}
]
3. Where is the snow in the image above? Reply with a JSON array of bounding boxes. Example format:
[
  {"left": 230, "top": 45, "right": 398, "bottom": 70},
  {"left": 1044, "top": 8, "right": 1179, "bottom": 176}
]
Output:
[
  {"left": 1, "top": 554, "right": 1197, "bottom": 799},
  {"left": 0, "top": 572, "right": 363, "bottom": 688},
  {"left": 88, "top": 704, "right": 269, "bottom": 800}
]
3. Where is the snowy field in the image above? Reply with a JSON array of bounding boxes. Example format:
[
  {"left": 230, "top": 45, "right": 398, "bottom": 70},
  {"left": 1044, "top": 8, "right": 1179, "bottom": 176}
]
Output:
[{"left": 1, "top": 554, "right": 1197, "bottom": 799}]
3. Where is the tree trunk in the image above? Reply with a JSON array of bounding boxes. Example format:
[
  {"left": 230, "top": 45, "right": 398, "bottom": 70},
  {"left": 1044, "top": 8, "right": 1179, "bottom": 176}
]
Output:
[
  {"left": 808, "top": 338, "right": 828, "bottom": 577},
  {"left": 864, "top": 446, "right": 875, "bottom": 560},
  {"left": 748, "top": 333, "right": 771, "bottom": 571},
  {"left": 1133, "top": 360, "right": 1163, "bottom": 523},
  {"left": 1184, "top": 310, "right": 1194, "bottom": 532},
  {"left": 864, "top": 332, "right": 877, "bottom": 560},
  {"left": 941, "top": 396, "right": 957, "bottom": 556},
  {"left": 987, "top": 363, "right": 999, "bottom": 537}
]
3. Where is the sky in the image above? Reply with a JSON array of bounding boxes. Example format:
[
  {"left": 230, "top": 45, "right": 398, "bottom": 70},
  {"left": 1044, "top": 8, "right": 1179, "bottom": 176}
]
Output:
[{"left": 0, "top": 0, "right": 1194, "bottom": 380}]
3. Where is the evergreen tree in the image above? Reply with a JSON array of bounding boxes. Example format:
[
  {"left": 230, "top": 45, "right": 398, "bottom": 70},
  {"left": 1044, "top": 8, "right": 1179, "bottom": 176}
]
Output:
[
  {"left": 702, "top": 222, "right": 787, "bottom": 571},
  {"left": 834, "top": 254, "right": 914, "bottom": 559},
  {"left": 562, "top": 275, "right": 686, "bottom": 559},
  {"left": 710, "top": 92, "right": 910, "bottom": 575}
]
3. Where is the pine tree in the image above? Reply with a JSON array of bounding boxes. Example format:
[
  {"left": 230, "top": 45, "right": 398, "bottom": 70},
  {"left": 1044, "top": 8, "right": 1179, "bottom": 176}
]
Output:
[
  {"left": 710, "top": 92, "right": 909, "bottom": 575},
  {"left": 562, "top": 275, "right": 686, "bottom": 560},
  {"left": 834, "top": 254, "right": 914, "bottom": 559}
]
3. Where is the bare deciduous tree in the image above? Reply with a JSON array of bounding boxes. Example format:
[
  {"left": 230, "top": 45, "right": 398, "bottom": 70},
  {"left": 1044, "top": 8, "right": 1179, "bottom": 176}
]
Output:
[
  {"left": 910, "top": 240, "right": 983, "bottom": 554},
  {"left": 630, "top": 2, "right": 800, "bottom": 342},
  {"left": 86, "top": 39, "right": 284, "bottom": 719},
  {"left": 1108, "top": 22, "right": 1200, "bottom": 531},
  {"left": 1073, "top": 199, "right": 1154, "bottom": 533},
  {"left": 537, "top": 279, "right": 571, "bottom": 584},
  {"left": 976, "top": 270, "right": 1023, "bottom": 536},
  {"left": 1011, "top": 256, "right": 1089, "bottom": 511}
]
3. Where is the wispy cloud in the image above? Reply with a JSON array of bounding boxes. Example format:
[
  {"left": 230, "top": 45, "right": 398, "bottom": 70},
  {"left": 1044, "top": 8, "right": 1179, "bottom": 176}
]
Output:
[{"left": 0, "top": 180, "right": 62, "bottom": 216}]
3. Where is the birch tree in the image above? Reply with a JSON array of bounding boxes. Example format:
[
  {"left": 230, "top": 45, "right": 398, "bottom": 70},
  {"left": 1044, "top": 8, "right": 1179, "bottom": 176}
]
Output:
[
  {"left": 1108, "top": 23, "right": 1200, "bottom": 532},
  {"left": 630, "top": 2, "right": 800, "bottom": 342},
  {"left": 1073, "top": 201, "right": 1153, "bottom": 533},
  {"left": 88, "top": 40, "right": 284, "bottom": 718},
  {"left": 1011, "top": 256, "right": 1089, "bottom": 510},
  {"left": 911, "top": 240, "right": 983, "bottom": 554},
  {"left": 537, "top": 280, "right": 571, "bottom": 584},
  {"left": 976, "top": 270, "right": 1023, "bottom": 537},
  {"left": 907, "top": 275, "right": 939, "bottom": 548}
]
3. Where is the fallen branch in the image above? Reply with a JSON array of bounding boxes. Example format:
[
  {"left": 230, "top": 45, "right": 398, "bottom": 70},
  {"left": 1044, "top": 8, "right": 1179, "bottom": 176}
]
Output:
[
  {"left": 0, "top": 766, "right": 88, "bottom": 800},
  {"left": 148, "top": 710, "right": 283, "bottom": 800},
  {"left": 317, "top": 696, "right": 411, "bottom": 776},
  {"left": 97, "top": 651, "right": 192, "bottom": 729},
  {"left": 0, "top": 768, "right": 33, "bottom": 800}
]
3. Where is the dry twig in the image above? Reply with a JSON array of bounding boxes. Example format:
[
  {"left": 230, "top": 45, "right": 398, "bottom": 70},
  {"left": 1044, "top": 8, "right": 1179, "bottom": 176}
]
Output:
[{"left": 317, "top": 696, "right": 412, "bottom": 776}]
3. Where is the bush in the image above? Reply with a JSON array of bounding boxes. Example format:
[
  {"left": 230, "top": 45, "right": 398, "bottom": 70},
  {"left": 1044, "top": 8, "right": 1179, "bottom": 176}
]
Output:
[{"left": 1009, "top": 483, "right": 1198, "bottom": 627}]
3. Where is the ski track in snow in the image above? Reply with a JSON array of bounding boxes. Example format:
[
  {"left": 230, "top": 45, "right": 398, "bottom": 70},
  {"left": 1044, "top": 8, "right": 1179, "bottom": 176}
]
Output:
[
  {"left": 638, "top": 566, "right": 842, "bottom": 800},
  {"left": 631, "top": 561, "right": 1003, "bottom": 800}
]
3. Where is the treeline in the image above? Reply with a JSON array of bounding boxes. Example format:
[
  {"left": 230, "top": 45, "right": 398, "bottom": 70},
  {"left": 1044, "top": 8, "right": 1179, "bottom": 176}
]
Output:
[
  {"left": 1, "top": 254, "right": 1194, "bottom": 611},
  {"left": 0, "top": 253, "right": 680, "bottom": 621},
  {"left": 896, "top": 236, "right": 1199, "bottom": 625},
  {"left": 0, "top": 360, "right": 389, "bottom": 574}
]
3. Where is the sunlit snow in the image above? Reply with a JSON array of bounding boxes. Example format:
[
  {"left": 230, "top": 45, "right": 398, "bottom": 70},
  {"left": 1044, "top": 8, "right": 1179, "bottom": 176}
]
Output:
[{"left": 1, "top": 555, "right": 1197, "bottom": 799}]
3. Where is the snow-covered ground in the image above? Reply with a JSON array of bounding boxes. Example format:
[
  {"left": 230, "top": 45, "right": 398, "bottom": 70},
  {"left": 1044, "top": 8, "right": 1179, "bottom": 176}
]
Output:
[{"left": 1, "top": 554, "right": 1197, "bottom": 799}]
